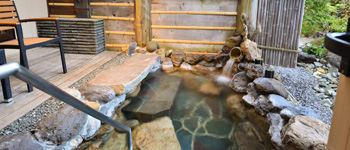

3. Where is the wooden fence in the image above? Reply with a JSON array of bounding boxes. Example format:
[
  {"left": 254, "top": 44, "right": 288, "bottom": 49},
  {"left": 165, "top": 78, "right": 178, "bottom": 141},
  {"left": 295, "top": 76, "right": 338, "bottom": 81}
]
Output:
[{"left": 255, "top": 0, "right": 305, "bottom": 68}]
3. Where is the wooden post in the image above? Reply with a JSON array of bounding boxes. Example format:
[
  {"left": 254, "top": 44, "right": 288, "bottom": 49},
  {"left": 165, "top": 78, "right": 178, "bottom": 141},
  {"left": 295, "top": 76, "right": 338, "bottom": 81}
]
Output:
[
  {"left": 237, "top": 0, "right": 258, "bottom": 38},
  {"left": 135, "top": 0, "right": 151, "bottom": 47},
  {"left": 74, "top": 0, "right": 90, "bottom": 18},
  {"left": 327, "top": 74, "right": 350, "bottom": 150}
]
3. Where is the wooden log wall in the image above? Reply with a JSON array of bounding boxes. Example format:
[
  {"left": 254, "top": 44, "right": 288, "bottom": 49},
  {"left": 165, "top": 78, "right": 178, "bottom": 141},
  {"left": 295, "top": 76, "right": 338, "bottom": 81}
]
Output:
[
  {"left": 256, "top": 0, "right": 305, "bottom": 68},
  {"left": 47, "top": 0, "right": 76, "bottom": 18},
  {"left": 151, "top": 0, "right": 238, "bottom": 53},
  {"left": 90, "top": 0, "right": 135, "bottom": 51}
]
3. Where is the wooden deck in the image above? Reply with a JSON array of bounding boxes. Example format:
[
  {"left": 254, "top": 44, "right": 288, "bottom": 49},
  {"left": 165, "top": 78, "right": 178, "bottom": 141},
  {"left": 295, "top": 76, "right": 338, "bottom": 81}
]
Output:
[{"left": 0, "top": 47, "right": 121, "bottom": 129}]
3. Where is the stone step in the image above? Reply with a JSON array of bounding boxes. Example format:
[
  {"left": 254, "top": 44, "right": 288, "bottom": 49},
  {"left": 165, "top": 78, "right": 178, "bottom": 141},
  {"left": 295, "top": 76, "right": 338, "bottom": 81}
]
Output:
[
  {"left": 122, "top": 72, "right": 182, "bottom": 122},
  {"left": 88, "top": 54, "right": 161, "bottom": 95}
]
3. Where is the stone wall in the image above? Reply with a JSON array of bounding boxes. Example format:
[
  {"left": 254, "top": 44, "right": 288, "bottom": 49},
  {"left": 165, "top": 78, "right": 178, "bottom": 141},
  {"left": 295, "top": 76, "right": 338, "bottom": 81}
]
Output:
[{"left": 36, "top": 18, "right": 105, "bottom": 55}]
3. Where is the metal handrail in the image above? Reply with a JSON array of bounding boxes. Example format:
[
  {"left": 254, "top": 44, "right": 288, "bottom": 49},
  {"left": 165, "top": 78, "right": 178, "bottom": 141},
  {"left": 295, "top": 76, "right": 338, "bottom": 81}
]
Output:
[{"left": 0, "top": 63, "right": 132, "bottom": 149}]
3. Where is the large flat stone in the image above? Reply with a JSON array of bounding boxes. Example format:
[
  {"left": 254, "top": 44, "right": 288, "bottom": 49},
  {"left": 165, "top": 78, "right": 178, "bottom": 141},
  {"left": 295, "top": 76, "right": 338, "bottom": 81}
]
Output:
[
  {"left": 122, "top": 72, "right": 182, "bottom": 122},
  {"left": 88, "top": 54, "right": 160, "bottom": 95}
]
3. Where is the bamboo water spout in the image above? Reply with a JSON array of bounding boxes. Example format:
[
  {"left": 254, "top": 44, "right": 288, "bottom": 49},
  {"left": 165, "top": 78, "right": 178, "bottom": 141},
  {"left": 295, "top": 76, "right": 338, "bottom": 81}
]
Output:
[{"left": 229, "top": 47, "right": 243, "bottom": 63}]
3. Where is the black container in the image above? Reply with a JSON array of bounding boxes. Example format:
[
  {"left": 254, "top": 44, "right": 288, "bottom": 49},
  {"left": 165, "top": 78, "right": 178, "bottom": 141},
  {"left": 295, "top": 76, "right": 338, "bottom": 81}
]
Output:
[{"left": 265, "top": 69, "right": 275, "bottom": 79}]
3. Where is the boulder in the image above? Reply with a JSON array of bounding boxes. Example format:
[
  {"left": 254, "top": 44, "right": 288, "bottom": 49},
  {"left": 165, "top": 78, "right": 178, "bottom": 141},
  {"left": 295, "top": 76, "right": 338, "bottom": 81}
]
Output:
[
  {"left": 0, "top": 132, "right": 46, "bottom": 149},
  {"left": 132, "top": 117, "right": 181, "bottom": 150},
  {"left": 280, "top": 106, "right": 320, "bottom": 121},
  {"left": 240, "top": 39, "right": 261, "bottom": 62},
  {"left": 253, "top": 78, "right": 289, "bottom": 98},
  {"left": 267, "top": 113, "right": 284, "bottom": 148},
  {"left": 226, "top": 94, "right": 247, "bottom": 120},
  {"left": 281, "top": 116, "right": 330, "bottom": 150},
  {"left": 245, "top": 64, "right": 264, "bottom": 80},
  {"left": 127, "top": 42, "right": 137, "bottom": 56},
  {"left": 63, "top": 88, "right": 82, "bottom": 101},
  {"left": 124, "top": 119, "right": 140, "bottom": 129},
  {"left": 80, "top": 116, "right": 101, "bottom": 140},
  {"left": 179, "top": 62, "right": 194, "bottom": 71},
  {"left": 234, "top": 131, "right": 266, "bottom": 150},
  {"left": 34, "top": 104, "right": 88, "bottom": 145},
  {"left": 99, "top": 94, "right": 126, "bottom": 117},
  {"left": 155, "top": 48, "right": 166, "bottom": 60},
  {"left": 215, "top": 53, "right": 230, "bottom": 69},
  {"left": 80, "top": 86, "right": 116, "bottom": 104},
  {"left": 171, "top": 51, "right": 185, "bottom": 67},
  {"left": 127, "top": 83, "right": 141, "bottom": 98},
  {"left": 204, "top": 54, "right": 216, "bottom": 62},
  {"left": 198, "top": 60, "right": 216, "bottom": 67},
  {"left": 162, "top": 57, "right": 175, "bottom": 71},
  {"left": 242, "top": 83, "right": 259, "bottom": 106},
  {"left": 230, "top": 72, "right": 250, "bottom": 93},
  {"left": 298, "top": 52, "right": 316, "bottom": 63},
  {"left": 222, "top": 36, "right": 242, "bottom": 54},
  {"left": 326, "top": 51, "right": 341, "bottom": 68},
  {"left": 165, "top": 49, "right": 173, "bottom": 57},
  {"left": 146, "top": 41, "right": 159, "bottom": 52},
  {"left": 195, "top": 64, "right": 216, "bottom": 74},
  {"left": 184, "top": 53, "right": 204, "bottom": 65},
  {"left": 135, "top": 47, "right": 147, "bottom": 54},
  {"left": 254, "top": 94, "right": 292, "bottom": 115}
]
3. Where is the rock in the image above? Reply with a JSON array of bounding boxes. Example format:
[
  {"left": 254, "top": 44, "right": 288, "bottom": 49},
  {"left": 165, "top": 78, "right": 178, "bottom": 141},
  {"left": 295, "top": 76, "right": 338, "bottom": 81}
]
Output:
[
  {"left": 99, "top": 94, "right": 126, "bottom": 117},
  {"left": 297, "top": 52, "right": 316, "bottom": 63},
  {"left": 124, "top": 120, "right": 140, "bottom": 129},
  {"left": 88, "top": 54, "right": 160, "bottom": 95},
  {"left": 204, "top": 54, "right": 216, "bottom": 62},
  {"left": 184, "top": 53, "right": 204, "bottom": 65},
  {"left": 146, "top": 41, "right": 159, "bottom": 52},
  {"left": 127, "top": 83, "right": 141, "bottom": 98},
  {"left": 253, "top": 78, "right": 289, "bottom": 98},
  {"left": 254, "top": 94, "right": 292, "bottom": 115},
  {"left": 317, "top": 68, "right": 326, "bottom": 74},
  {"left": 34, "top": 104, "right": 88, "bottom": 145},
  {"left": 230, "top": 72, "right": 250, "bottom": 93},
  {"left": 165, "top": 49, "right": 173, "bottom": 57},
  {"left": 326, "top": 51, "right": 341, "bottom": 68},
  {"left": 222, "top": 36, "right": 242, "bottom": 54},
  {"left": 63, "top": 135, "right": 83, "bottom": 149},
  {"left": 80, "top": 86, "right": 116, "bottom": 104},
  {"left": 171, "top": 51, "right": 185, "bottom": 67},
  {"left": 135, "top": 47, "right": 147, "bottom": 54},
  {"left": 199, "top": 80, "right": 222, "bottom": 96},
  {"left": 0, "top": 132, "right": 45, "bottom": 149},
  {"left": 63, "top": 88, "right": 82, "bottom": 101},
  {"left": 195, "top": 64, "right": 216, "bottom": 74},
  {"left": 215, "top": 53, "right": 230, "bottom": 69},
  {"left": 226, "top": 94, "right": 247, "bottom": 120},
  {"left": 280, "top": 106, "right": 320, "bottom": 121},
  {"left": 179, "top": 62, "right": 194, "bottom": 71},
  {"left": 245, "top": 64, "right": 264, "bottom": 80},
  {"left": 243, "top": 83, "right": 259, "bottom": 106},
  {"left": 234, "top": 131, "right": 266, "bottom": 150},
  {"left": 267, "top": 113, "right": 284, "bottom": 148},
  {"left": 281, "top": 116, "right": 330, "bottom": 150},
  {"left": 199, "top": 60, "right": 216, "bottom": 67},
  {"left": 84, "top": 102, "right": 101, "bottom": 110},
  {"left": 81, "top": 116, "right": 101, "bottom": 140},
  {"left": 240, "top": 39, "right": 261, "bottom": 62},
  {"left": 155, "top": 48, "right": 166, "bottom": 60},
  {"left": 132, "top": 117, "right": 181, "bottom": 150},
  {"left": 127, "top": 42, "right": 137, "bottom": 56},
  {"left": 324, "top": 89, "right": 335, "bottom": 96},
  {"left": 314, "top": 62, "right": 323, "bottom": 67},
  {"left": 162, "top": 57, "right": 175, "bottom": 71}
]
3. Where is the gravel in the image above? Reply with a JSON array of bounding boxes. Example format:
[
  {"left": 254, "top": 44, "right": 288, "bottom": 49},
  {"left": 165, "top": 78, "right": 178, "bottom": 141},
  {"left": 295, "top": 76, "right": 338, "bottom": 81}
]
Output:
[
  {"left": 0, "top": 53, "right": 129, "bottom": 136},
  {"left": 274, "top": 66, "right": 333, "bottom": 125}
]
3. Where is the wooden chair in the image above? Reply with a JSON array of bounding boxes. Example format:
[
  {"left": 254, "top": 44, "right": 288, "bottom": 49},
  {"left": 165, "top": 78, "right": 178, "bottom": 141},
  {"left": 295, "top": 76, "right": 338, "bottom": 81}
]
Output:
[{"left": 0, "top": 1, "right": 67, "bottom": 93}]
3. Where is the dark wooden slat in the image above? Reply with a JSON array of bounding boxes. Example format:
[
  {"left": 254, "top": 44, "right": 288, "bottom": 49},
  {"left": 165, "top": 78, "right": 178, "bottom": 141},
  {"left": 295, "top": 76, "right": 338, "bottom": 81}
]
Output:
[
  {"left": 47, "top": 0, "right": 74, "bottom": 2},
  {"left": 0, "top": 6, "right": 15, "bottom": 12},
  {"left": 0, "top": 12, "right": 16, "bottom": 18},
  {"left": 49, "top": 6, "right": 75, "bottom": 15}
]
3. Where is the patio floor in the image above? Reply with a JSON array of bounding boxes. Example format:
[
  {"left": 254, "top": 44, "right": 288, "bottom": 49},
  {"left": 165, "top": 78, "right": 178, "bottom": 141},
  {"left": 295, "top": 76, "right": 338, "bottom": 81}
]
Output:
[{"left": 0, "top": 47, "right": 121, "bottom": 129}]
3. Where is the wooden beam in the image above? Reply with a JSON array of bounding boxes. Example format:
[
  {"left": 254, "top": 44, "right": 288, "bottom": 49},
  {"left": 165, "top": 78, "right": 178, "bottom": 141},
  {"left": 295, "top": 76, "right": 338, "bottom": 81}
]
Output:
[
  {"left": 49, "top": 15, "right": 76, "bottom": 18},
  {"left": 91, "top": 16, "right": 134, "bottom": 21},
  {"left": 184, "top": 52, "right": 218, "bottom": 56},
  {"left": 90, "top": 2, "right": 134, "bottom": 7},
  {"left": 135, "top": 0, "right": 151, "bottom": 47},
  {"left": 152, "top": 25, "right": 235, "bottom": 30},
  {"left": 105, "top": 31, "right": 135, "bottom": 36},
  {"left": 152, "top": 39, "right": 225, "bottom": 45},
  {"left": 151, "top": 11, "right": 237, "bottom": 16},
  {"left": 48, "top": 3, "right": 74, "bottom": 7},
  {"left": 105, "top": 44, "right": 128, "bottom": 47}
]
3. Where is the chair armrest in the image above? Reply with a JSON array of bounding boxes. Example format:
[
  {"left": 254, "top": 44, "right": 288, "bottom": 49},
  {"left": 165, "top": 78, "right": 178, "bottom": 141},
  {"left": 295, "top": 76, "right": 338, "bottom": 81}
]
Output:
[
  {"left": 21, "top": 18, "right": 58, "bottom": 23},
  {"left": 0, "top": 22, "right": 20, "bottom": 27}
]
